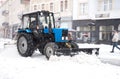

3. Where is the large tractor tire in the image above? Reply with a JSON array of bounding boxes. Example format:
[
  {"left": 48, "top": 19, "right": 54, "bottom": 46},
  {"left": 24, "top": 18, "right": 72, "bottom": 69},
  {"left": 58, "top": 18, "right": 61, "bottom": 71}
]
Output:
[
  {"left": 44, "top": 42, "right": 58, "bottom": 60},
  {"left": 17, "top": 33, "right": 34, "bottom": 57}
]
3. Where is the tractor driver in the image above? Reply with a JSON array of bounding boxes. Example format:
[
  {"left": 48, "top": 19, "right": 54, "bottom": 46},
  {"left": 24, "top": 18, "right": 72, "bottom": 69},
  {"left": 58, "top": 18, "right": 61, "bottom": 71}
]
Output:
[{"left": 68, "top": 32, "right": 73, "bottom": 42}]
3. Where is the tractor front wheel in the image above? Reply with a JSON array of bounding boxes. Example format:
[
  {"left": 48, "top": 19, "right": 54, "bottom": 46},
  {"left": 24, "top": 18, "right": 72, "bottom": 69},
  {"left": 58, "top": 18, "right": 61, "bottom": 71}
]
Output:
[{"left": 44, "top": 42, "right": 58, "bottom": 60}]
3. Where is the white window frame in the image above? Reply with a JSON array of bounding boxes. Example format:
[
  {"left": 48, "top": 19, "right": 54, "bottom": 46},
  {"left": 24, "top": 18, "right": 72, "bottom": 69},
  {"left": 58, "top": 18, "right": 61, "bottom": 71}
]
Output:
[
  {"left": 60, "top": 1, "right": 64, "bottom": 12},
  {"left": 104, "top": 0, "right": 112, "bottom": 11},
  {"left": 50, "top": 3, "right": 54, "bottom": 11},
  {"left": 79, "top": 3, "right": 88, "bottom": 15},
  {"left": 65, "top": 0, "right": 68, "bottom": 10}
]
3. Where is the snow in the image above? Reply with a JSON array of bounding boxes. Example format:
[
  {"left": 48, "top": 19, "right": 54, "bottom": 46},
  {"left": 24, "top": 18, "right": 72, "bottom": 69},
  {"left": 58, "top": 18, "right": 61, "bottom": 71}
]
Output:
[{"left": 0, "top": 38, "right": 120, "bottom": 79}]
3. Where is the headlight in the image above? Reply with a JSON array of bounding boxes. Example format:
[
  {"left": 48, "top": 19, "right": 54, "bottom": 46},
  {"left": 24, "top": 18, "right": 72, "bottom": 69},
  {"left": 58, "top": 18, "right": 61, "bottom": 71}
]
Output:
[
  {"left": 62, "top": 36, "right": 68, "bottom": 40},
  {"left": 62, "top": 37, "right": 64, "bottom": 40}
]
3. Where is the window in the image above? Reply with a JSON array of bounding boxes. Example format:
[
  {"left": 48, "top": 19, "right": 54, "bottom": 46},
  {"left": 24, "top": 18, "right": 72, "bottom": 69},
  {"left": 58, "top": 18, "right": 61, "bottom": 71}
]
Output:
[
  {"left": 76, "top": 26, "right": 91, "bottom": 41},
  {"left": 104, "top": 0, "right": 112, "bottom": 11},
  {"left": 34, "top": 5, "right": 37, "bottom": 10},
  {"left": 38, "top": 5, "right": 41, "bottom": 10},
  {"left": 23, "top": 16, "right": 30, "bottom": 28},
  {"left": 50, "top": 3, "right": 53, "bottom": 11},
  {"left": 80, "top": 3, "right": 88, "bottom": 15},
  {"left": 65, "top": 0, "right": 68, "bottom": 10},
  {"left": 99, "top": 26, "right": 114, "bottom": 40},
  {"left": 76, "top": 26, "right": 96, "bottom": 42},
  {"left": 39, "top": 13, "right": 54, "bottom": 28},
  {"left": 118, "top": 24, "right": 120, "bottom": 39},
  {"left": 118, "top": 24, "right": 120, "bottom": 31},
  {"left": 80, "top": 26, "right": 90, "bottom": 31},
  {"left": 29, "top": 15, "right": 37, "bottom": 29},
  {"left": 60, "top": 1, "right": 64, "bottom": 12},
  {"left": 42, "top": 4, "right": 45, "bottom": 10}
]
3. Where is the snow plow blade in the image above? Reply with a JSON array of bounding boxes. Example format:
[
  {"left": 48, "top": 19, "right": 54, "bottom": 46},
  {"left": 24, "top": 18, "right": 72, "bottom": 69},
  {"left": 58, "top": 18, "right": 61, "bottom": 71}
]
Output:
[{"left": 55, "top": 48, "right": 99, "bottom": 56}]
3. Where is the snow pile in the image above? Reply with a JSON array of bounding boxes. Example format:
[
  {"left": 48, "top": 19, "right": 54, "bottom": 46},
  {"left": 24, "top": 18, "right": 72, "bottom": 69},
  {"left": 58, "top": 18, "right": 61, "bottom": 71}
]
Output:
[
  {"left": 0, "top": 38, "right": 16, "bottom": 45},
  {"left": 0, "top": 52, "right": 120, "bottom": 79},
  {"left": 0, "top": 38, "right": 16, "bottom": 49},
  {"left": 0, "top": 38, "right": 5, "bottom": 49},
  {"left": 0, "top": 42, "right": 4, "bottom": 49},
  {"left": 78, "top": 43, "right": 100, "bottom": 48},
  {"left": 50, "top": 53, "right": 101, "bottom": 65}
]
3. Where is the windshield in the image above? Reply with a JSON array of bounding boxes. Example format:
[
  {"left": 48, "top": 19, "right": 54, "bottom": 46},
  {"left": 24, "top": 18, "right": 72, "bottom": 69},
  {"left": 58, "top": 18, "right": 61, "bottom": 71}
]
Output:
[{"left": 39, "top": 13, "right": 54, "bottom": 28}]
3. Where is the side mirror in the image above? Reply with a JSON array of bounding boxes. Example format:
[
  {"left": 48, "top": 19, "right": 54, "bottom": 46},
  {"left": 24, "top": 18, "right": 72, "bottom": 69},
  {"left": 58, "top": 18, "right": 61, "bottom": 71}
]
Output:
[
  {"left": 58, "top": 17, "right": 61, "bottom": 20},
  {"left": 88, "top": 22, "right": 95, "bottom": 26}
]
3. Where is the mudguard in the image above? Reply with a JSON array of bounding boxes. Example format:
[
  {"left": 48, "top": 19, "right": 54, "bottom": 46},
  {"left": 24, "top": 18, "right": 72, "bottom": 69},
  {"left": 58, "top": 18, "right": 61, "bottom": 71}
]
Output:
[{"left": 18, "top": 29, "right": 32, "bottom": 33}]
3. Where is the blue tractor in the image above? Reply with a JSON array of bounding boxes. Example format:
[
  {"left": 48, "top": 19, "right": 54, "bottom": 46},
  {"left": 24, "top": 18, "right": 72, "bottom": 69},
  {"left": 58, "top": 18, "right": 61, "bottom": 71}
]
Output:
[
  {"left": 17, "top": 11, "right": 99, "bottom": 60},
  {"left": 17, "top": 11, "right": 78, "bottom": 59}
]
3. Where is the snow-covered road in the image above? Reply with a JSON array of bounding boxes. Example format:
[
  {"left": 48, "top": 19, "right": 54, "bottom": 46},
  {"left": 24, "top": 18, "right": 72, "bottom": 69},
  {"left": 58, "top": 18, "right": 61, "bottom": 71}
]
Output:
[
  {"left": 100, "top": 58, "right": 120, "bottom": 66},
  {"left": 78, "top": 43, "right": 120, "bottom": 66},
  {"left": 0, "top": 39, "right": 120, "bottom": 79}
]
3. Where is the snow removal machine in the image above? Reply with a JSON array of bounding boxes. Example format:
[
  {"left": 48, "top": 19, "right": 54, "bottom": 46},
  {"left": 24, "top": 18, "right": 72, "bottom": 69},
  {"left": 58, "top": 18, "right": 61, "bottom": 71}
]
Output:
[{"left": 17, "top": 11, "right": 99, "bottom": 60}]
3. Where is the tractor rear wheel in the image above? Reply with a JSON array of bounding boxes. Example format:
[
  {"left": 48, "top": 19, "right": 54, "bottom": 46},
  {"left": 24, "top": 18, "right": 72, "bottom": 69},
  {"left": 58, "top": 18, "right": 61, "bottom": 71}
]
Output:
[
  {"left": 44, "top": 42, "right": 58, "bottom": 60},
  {"left": 17, "top": 33, "right": 34, "bottom": 57}
]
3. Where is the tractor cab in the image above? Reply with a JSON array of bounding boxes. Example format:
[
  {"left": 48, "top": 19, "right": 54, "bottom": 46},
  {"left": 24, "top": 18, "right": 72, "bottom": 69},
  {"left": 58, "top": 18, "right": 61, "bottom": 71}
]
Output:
[{"left": 21, "top": 11, "right": 54, "bottom": 31}]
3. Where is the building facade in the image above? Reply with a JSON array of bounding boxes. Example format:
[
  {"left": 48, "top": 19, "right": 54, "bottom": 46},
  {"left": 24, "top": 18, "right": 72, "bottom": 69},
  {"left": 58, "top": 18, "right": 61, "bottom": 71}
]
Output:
[
  {"left": 73, "top": 0, "right": 120, "bottom": 44},
  {"left": 0, "top": 0, "right": 30, "bottom": 38},
  {"left": 0, "top": 0, "right": 11, "bottom": 38},
  {"left": 30, "top": 0, "right": 73, "bottom": 29},
  {"left": 30, "top": 0, "right": 120, "bottom": 44}
]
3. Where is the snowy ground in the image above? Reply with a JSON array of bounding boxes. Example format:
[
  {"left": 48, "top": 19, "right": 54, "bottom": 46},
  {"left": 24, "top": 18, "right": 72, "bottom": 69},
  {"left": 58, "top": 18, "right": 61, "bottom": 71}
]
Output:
[{"left": 0, "top": 38, "right": 120, "bottom": 79}]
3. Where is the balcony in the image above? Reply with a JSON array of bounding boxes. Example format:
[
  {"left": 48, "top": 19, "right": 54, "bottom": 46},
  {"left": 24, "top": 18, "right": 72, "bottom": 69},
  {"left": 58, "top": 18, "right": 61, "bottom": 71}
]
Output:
[
  {"left": 2, "top": 22, "right": 9, "bottom": 27},
  {"left": 95, "top": 13, "right": 110, "bottom": 18},
  {"left": 2, "top": 10, "right": 9, "bottom": 16}
]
